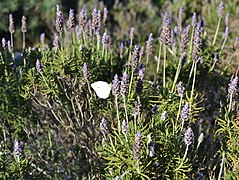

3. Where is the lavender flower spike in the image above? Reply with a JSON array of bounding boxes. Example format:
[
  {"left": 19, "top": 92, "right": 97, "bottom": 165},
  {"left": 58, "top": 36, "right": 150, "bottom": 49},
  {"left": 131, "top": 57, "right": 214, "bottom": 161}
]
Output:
[
  {"left": 36, "top": 59, "right": 42, "bottom": 72},
  {"left": 100, "top": 118, "right": 108, "bottom": 135},
  {"left": 103, "top": 7, "right": 108, "bottom": 25},
  {"left": 112, "top": 74, "right": 120, "bottom": 97},
  {"left": 191, "top": 13, "right": 197, "bottom": 27},
  {"left": 228, "top": 76, "right": 238, "bottom": 97},
  {"left": 21, "top": 15, "right": 27, "bottom": 33},
  {"left": 160, "top": 17, "right": 171, "bottom": 45},
  {"left": 121, "top": 120, "right": 128, "bottom": 135},
  {"left": 53, "top": 33, "right": 60, "bottom": 48},
  {"left": 55, "top": 4, "right": 64, "bottom": 34},
  {"left": 225, "top": 13, "right": 230, "bottom": 27},
  {"left": 130, "top": 27, "right": 135, "bottom": 41},
  {"left": 146, "top": 33, "right": 153, "bottom": 56},
  {"left": 9, "top": 14, "right": 15, "bottom": 34},
  {"left": 177, "top": 81, "right": 185, "bottom": 97},
  {"left": 131, "top": 45, "right": 140, "bottom": 70},
  {"left": 148, "top": 141, "right": 155, "bottom": 157},
  {"left": 133, "top": 132, "right": 142, "bottom": 160},
  {"left": 184, "top": 127, "right": 194, "bottom": 146},
  {"left": 120, "top": 72, "right": 129, "bottom": 96},
  {"left": 181, "top": 102, "right": 190, "bottom": 121},
  {"left": 14, "top": 139, "right": 23, "bottom": 156},
  {"left": 68, "top": 9, "right": 75, "bottom": 30},
  {"left": 218, "top": 1, "right": 224, "bottom": 18},
  {"left": 233, "top": 37, "right": 238, "bottom": 50},
  {"left": 152, "top": 104, "right": 158, "bottom": 114},
  {"left": 92, "top": 8, "right": 101, "bottom": 35},
  {"left": 82, "top": 62, "right": 90, "bottom": 80}
]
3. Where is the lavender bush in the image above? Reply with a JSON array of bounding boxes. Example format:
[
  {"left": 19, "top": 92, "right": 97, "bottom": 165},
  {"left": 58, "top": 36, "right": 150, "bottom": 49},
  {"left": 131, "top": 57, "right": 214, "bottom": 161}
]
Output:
[{"left": 0, "top": 1, "right": 238, "bottom": 179}]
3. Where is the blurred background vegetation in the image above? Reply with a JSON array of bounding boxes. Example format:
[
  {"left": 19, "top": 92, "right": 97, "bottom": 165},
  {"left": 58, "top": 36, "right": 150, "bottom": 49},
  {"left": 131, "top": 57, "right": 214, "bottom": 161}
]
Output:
[{"left": 0, "top": 0, "right": 239, "bottom": 71}]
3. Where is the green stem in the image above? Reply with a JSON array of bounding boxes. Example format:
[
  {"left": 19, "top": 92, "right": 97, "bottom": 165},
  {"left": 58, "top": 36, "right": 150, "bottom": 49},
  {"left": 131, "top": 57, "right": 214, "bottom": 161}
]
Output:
[
  {"left": 127, "top": 39, "right": 133, "bottom": 73},
  {"left": 213, "top": 17, "right": 221, "bottom": 46},
  {"left": 156, "top": 43, "right": 162, "bottom": 74},
  {"left": 190, "top": 61, "right": 197, "bottom": 110},
  {"left": 187, "top": 61, "right": 195, "bottom": 87},
  {"left": 218, "top": 151, "right": 225, "bottom": 180},
  {"left": 176, "top": 96, "right": 183, "bottom": 132},
  {"left": 163, "top": 45, "right": 166, "bottom": 88},
  {"left": 128, "top": 70, "right": 134, "bottom": 99},
  {"left": 171, "top": 58, "right": 182, "bottom": 93},
  {"left": 22, "top": 32, "right": 25, "bottom": 50},
  {"left": 123, "top": 95, "right": 129, "bottom": 125},
  {"left": 220, "top": 37, "right": 228, "bottom": 54},
  {"left": 115, "top": 97, "right": 120, "bottom": 133},
  {"left": 228, "top": 93, "right": 233, "bottom": 113}
]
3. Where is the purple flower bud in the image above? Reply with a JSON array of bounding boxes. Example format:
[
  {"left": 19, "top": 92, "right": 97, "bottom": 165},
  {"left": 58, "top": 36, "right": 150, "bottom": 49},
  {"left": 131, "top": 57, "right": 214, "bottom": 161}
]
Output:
[
  {"left": 181, "top": 102, "right": 190, "bottom": 121},
  {"left": 112, "top": 74, "right": 120, "bottom": 97},
  {"left": 82, "top": 62, "right": 90, "bottom": 80},
  {"left": 120, "top": 42, "right": 124, "bottom": 58},
  {"left": 53, "top": 33, "right": 60, "bottom": 48},
  {"left": 103, "top": 7, "right": 108, "bottom": 25},
  {"left": 131, "top": 45, "right": 140, "bottom": 70},
  {"left": 132, "top": 100, "right": 141, "bottom": 117},
  {"left": 36, "top": 59, "right": 42, "bottom": 72},
  {"left": 218, "top": 1, "right": 224, "bottom": 18},
  {"left": 177, "top": 81, "right": 185, "bottom": 97},
  {"left": 233, "top": 37, "right": 238, "bottom": 50},
  {"left": 130, "top": 27, "right": 135, "bottom": 40},
  {"left": 152, "top": 104, "right": 158, "bottom": 114},
  {"left": 180, "top": 25, "right": 190, "bottom": 54},
  {"left": 178, "top": 6, "right": 184, "bottom": 31},
  {"left": 92, "top": 8, "right": 101, "bottom": 35},
  {"left": 21, "top": 15, "right": 27, "bottom": 33},
  {"left": 120, "top": 72, "right": 129, "bottom": 96},
  {"left": 228, "top": 76, "right": 238, "bottom": 97},
  {"left": 100, "top": 118, "right": 108, "bottom": 134},
  {"left": 146, "top": 33, "right": 153, "bottom": 56},
  {"left": 148, "top": 141, "right": 155, "bottom": 157},
  {"left": 184, "top": 127, "right": 194, "bottom": 146},
  {"left": 160, "top": 17, "right": 171, "bottom": 45},
  {"left": 133, "top": 132, "right": 142, "bottom": 160},
  {"left": 122, "top": 120, "right": 128, "bottom": 135},
  {"left": 225, "top": 13, "right": 230, "bottom": 27},
  {"left": 192, "top": 12, "right": 197, "bottom": 27},
  {"left": 9, "top": 14, "right": 15, "bottom": 34},
  {"left": 223, "top": 26, "right": 229, "bottom": 38},
  {"left": 102, "top": 32, "right": 108, "bottom": 45},
  {"left": 55, "top": 4, "right": 64, "bottom": 34},
  {"left": 14, "top": 139, "right": 23, "bottom": 156},
  {"left": 67, "top": 9, "right": 75, "bottom": 30}
]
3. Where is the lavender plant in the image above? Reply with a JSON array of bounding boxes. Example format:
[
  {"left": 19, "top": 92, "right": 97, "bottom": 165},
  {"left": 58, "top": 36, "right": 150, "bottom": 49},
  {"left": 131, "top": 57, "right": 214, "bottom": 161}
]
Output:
[{"left": 0, "top": 2, "right": 238, "bottom": 179}]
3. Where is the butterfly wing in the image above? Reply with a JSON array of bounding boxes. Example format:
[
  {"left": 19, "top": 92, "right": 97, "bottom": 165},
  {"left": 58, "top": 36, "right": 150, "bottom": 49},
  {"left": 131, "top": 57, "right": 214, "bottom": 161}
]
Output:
[{"left": 91, "top": 81, "right": 111, "bottom": 99}]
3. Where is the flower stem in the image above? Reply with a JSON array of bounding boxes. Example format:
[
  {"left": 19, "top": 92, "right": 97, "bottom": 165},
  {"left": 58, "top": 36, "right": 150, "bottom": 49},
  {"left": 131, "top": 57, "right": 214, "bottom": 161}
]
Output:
[
  {"left": 190, "top": 61, "right": 197, "bottom": 110},
  {"left": 218, "top": 151, "right": 225, "bottom": 180},
  {"left": 213, "top": 17, "right": 221, "bottom": 46},
  {"left": 115, "top": 97, "right": 120, "bottom": 133},
  {"left": 163, "top": 44, "right": 167, "bottom": 88},
  {"left": 171, "top": 58, "right": 182, "bottom": 93}
]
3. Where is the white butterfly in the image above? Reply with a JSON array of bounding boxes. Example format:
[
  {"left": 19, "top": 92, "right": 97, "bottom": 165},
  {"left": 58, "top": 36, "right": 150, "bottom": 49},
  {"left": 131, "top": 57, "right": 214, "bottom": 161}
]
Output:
[{"left": 91, "top": 81, "right": 111, "bottom": 99}]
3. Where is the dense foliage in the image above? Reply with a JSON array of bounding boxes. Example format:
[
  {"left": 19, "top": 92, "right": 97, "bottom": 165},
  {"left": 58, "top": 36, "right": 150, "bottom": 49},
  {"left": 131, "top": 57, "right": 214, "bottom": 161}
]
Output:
[{"left": 0, "top": 1, "right": 239, "bottom": 179}]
